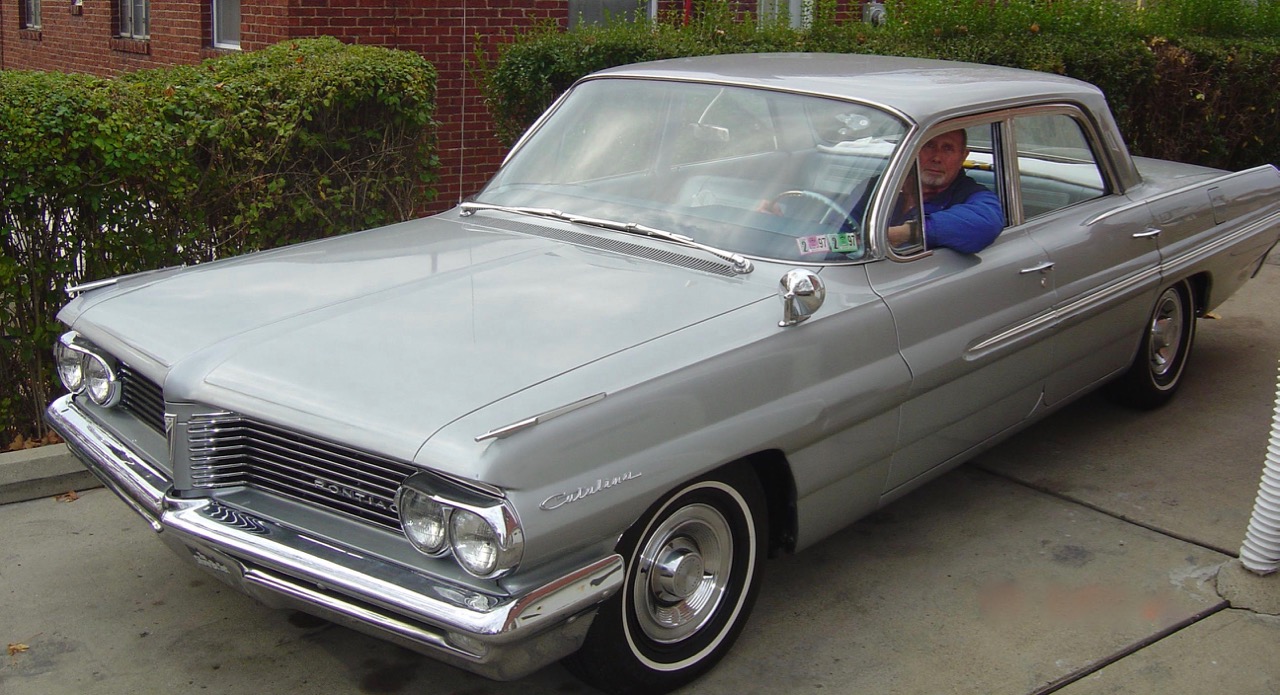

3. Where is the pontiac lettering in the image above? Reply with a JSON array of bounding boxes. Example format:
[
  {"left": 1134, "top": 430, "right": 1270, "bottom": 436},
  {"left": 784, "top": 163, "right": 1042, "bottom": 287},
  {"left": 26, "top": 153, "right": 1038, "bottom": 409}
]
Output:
[
  {"left": 312, "top": 478, "right": 396, "bottom": 513},
  {"left": 541, "top": 471, "right": 642, "bottom": 511}
]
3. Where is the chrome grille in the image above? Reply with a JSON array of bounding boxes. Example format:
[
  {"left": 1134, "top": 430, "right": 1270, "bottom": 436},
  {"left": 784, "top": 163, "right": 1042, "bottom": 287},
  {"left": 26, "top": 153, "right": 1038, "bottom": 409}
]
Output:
[
  {"left": 118, "top": 364, "right": 165, "bottom": 433},
  {"left": 189, "top": 413, "right": 414, "bottom": 531}
]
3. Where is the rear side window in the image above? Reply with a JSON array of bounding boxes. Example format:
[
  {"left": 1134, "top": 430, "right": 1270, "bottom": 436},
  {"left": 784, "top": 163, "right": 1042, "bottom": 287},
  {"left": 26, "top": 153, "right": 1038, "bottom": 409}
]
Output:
[{"left": 1013, "top": 113, "right": 1108, "bottom": 219}]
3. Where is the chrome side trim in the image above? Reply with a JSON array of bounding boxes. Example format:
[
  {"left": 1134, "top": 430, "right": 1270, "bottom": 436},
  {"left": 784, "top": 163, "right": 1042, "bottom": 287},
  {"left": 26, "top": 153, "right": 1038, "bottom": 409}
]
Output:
[
  {"left": 966, "top": 309, "right": 1059, "bottom": 357},
  {"left": 1085, "top": 198, "right": 1148, "bottom": 227},
  {"left": 968, "top": 208, "right": 1280, "bottom": 358},
  {"left": 1055, "top": 264, "right": 1164, "bottom": 327},
  {"left": 968, "top": 262, "right": 1162, "bottom": 357},
  {"left": 1085, "top": 164, "right": 1277, "bottom": 226},
  {"left": 1160, "top": 210, "right": 1280, "bottom": 277}
]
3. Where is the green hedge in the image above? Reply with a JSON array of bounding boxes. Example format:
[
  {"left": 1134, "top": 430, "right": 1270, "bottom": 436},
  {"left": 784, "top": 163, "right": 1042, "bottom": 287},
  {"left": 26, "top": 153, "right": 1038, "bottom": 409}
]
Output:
[
  {"left": 1, "top": 37, "right": 438, "bottom": 446},
  {"left": 478, "top": 0, "right": 1280, "bottom": 170}
]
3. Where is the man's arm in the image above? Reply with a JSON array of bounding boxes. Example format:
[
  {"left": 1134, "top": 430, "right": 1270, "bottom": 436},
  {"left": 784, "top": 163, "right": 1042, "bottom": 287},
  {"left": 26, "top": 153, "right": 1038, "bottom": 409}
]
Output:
[{"left": 924, "top": 188, "right": 1004, "bottom": 254}]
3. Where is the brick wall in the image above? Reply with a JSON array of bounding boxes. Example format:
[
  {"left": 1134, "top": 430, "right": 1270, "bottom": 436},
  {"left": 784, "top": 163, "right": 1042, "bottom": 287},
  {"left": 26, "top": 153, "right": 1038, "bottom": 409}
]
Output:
[
  {"left": 1, "top": 0, "right": 569, "bottom": 213},
  {"left": 0, "top": 0, "right": 239, "bottom": 76},
  {"left": 3, "top": 0, "right": 864, "bottom": 214},
  {"left": 280, "top": 0, "right": 567, "bottom": 209}
]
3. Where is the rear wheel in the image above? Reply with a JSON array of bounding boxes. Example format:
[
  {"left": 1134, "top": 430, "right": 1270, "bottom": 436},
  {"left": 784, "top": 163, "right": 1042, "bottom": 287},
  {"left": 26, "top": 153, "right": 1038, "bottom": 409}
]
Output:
[
  {"left": 1107, "top": 280, "right": 1196, "bottom": 409},
  {"left": 564, "top": 466, "right": 766, "bottom": 695}
]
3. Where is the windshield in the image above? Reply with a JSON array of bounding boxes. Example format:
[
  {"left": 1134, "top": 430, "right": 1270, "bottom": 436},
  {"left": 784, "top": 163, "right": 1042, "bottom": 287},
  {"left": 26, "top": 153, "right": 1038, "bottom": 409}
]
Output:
[{"left": 476, "top": 79, "right": 908, "bottom": 263}]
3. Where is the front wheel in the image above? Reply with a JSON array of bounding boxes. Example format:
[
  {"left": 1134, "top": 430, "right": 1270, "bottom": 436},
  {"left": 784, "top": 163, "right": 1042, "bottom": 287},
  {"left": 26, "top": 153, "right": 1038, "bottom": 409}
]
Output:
[
  {"left": 1107, "top": 280, "right": 1197, "bottom": 409},
  {"left": 564, "top": 466, "right": 767, "bottom": 694}
]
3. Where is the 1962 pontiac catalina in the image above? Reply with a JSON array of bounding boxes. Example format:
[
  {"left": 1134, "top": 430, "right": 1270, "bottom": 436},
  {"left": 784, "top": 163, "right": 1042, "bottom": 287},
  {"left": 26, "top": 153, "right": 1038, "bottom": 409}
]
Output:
[{"left": 46, "top": 54, "right": 1280, "bottom": 693}]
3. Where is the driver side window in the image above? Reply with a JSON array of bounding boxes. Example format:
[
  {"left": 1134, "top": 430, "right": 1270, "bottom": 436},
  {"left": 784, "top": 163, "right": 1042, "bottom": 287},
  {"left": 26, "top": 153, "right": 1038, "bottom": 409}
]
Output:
[{"left": 890, "top": 121, "right": 1006, "bottom": 257}]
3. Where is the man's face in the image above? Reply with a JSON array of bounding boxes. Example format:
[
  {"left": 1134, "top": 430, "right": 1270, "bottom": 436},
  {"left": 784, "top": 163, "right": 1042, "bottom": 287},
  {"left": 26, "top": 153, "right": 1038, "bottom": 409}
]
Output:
[{"left": 917, "top": 131, "right": 968, "bottom": 197}]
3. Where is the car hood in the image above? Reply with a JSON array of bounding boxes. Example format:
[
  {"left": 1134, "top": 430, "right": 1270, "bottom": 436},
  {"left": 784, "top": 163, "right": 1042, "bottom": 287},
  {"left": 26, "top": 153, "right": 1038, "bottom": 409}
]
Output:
[{"left": 62, "top": 211, "right": 777, "bottom": 463}]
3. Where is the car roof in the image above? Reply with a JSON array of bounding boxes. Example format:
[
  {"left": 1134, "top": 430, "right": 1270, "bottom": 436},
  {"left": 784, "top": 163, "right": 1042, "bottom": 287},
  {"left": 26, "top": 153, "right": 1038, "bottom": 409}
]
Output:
[{"left": 590, "top": 53, "right": 1106, "bottom": 124}]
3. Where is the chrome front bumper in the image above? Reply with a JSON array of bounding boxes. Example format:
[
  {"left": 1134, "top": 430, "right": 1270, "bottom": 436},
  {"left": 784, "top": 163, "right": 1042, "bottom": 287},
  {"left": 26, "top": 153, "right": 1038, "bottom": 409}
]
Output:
[{"left": 46, "top": 395, "right": 624, "bottom": 681}]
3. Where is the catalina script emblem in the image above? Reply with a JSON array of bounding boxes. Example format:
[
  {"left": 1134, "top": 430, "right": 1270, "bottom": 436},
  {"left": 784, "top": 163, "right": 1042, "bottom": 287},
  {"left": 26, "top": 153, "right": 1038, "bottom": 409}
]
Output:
[{"left": 541, "top": 471, "right": 642, "bottom": 511}]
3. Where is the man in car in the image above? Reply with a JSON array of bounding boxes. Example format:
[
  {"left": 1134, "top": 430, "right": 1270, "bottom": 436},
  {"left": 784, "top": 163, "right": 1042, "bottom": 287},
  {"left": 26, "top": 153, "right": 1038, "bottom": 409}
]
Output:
[{"left": 886, "top": 129, "right": 1004, "bottom": 254}]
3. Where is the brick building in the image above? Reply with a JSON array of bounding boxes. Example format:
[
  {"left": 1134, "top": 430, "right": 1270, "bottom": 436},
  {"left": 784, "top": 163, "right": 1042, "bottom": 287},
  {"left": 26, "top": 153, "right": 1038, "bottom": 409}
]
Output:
[{"left": 1, "top": 0, "right": 855, "bottom": 210}]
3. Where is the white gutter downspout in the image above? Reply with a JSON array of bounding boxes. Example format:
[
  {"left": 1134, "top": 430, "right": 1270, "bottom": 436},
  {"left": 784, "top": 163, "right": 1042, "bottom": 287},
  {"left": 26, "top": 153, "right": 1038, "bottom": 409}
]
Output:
[{"left": 1240, "top": 360, "right": 1280, "bottom": 575}]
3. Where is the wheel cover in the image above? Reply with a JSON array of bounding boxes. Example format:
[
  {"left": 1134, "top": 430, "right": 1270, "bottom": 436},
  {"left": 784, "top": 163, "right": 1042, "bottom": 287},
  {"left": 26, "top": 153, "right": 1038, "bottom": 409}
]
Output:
[
  {"left": 1148, "top": 287, "right": 1185, "bottom": 380},
  {"left": 632, "top": 502, "right": 732, "bottom": 644}
]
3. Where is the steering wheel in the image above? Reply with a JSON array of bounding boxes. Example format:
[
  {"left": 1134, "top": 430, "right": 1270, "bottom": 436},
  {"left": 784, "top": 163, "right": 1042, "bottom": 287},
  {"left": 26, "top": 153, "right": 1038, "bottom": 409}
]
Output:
[{"left": 770, "top": 190, "right": 858, "bottom": 231}]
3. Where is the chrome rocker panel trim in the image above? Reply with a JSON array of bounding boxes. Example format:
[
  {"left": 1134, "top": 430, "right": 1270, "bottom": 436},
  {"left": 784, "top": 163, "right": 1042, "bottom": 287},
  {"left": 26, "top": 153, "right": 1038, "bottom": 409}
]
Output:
[{"left": 45, "top": 394, "right": 624, "bottom": 681}]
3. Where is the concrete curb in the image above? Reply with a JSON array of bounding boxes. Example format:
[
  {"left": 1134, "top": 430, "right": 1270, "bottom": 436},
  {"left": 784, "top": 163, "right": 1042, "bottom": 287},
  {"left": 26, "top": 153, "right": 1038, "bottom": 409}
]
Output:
[{"left": 0, "top": 443, "right": 102, "bottom": 505}]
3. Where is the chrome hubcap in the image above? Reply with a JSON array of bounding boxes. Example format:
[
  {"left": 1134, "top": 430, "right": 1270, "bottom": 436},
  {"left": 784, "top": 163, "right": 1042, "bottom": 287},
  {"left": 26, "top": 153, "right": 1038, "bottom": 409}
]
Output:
[
  {"left": 655, "top": 544, "right": 705, "bottom": 601},
  {"left": 634, "top": 503, "right": 732, "bottom": 643},
  {"left": 1148, "top": 288, "right": 1185, "bottom": 379}
]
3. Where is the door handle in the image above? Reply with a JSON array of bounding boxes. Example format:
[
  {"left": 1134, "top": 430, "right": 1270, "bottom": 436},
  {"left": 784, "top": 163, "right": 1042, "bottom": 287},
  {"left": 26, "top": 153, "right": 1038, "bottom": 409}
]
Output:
[
  {"left": 1019, "top": 261, "right": 1055, "bottom": 274},
  {"left": 1132, "top": 227, "right": 1162, "bottom": 239}
]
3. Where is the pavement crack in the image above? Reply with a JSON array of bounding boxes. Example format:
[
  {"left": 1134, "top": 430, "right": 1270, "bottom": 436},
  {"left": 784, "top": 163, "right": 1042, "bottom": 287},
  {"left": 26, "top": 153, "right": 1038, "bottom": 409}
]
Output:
[
  {"left": 1029, "top": 600, "right": 1230, "bottom": 694},
  {"left": 969, "top": 463, "right": 1237, "bottom": 557}
]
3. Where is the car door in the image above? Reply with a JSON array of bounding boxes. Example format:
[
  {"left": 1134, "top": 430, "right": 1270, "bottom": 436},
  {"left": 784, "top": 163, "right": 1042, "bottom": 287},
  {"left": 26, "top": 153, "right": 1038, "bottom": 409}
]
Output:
[
  {"left": 1010, "top": 109, "right": 1162, "bottom": 406},
  {"left": 867, "top": 121, "right": 1058, "bottom": 496}
]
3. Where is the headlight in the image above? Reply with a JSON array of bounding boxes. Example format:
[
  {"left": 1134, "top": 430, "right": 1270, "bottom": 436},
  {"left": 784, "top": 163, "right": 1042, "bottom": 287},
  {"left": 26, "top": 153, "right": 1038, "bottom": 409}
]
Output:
[
  {"left": 450, "top": 510, "right": 500, "bottom": 576},
  {"left": 397, "top": 487, "right": 450, "bottom": 556},
  {"left": 54, "top": 332, "right": 122, "bottom": 407},
  {"left": 397, "top": 472, "right": 524, "bottom": 579},
  {"left": 82, "top": 352, "right": 121, "bottom": 407},
  {"left": 55, "top": 333, "right": 87, "bottom": 393}
]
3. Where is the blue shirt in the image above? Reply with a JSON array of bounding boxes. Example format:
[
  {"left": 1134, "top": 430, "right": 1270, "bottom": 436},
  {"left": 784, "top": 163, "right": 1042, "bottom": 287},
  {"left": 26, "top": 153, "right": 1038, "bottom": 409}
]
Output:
[{"left": 918, "top": 174, "right": 1004, "bottom": 254}]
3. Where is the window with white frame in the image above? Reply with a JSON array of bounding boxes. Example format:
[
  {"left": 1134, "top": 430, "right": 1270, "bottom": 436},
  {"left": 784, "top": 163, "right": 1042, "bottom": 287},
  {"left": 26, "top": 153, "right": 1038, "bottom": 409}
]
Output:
[
  {"left": 758, "top": 0, "right": 812, "bottom": 28},
  {"left": 213, "top": 0, "right": 240, "bottom": 49},
  {"left": 567, "top": 0, "right": 656, "bottom": 28},
  {"left": 119, "top": 0, "right": 149, "bottom": 39},
  {"left": 22, "top": 0, "right": 42, "bottom": 29}
]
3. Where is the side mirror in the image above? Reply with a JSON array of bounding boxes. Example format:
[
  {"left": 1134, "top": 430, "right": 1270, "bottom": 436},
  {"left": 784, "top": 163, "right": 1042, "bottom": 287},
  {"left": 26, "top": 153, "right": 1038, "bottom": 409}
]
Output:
[{"left": 778, "top": 269, "right": 825, "bottom": 327}]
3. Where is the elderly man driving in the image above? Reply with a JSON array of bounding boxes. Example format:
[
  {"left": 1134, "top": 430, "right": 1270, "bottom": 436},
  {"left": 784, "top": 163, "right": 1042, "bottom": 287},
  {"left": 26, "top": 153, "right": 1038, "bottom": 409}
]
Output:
[{"left": 887, "top": 129, "right": 1003, "bottom": 254}]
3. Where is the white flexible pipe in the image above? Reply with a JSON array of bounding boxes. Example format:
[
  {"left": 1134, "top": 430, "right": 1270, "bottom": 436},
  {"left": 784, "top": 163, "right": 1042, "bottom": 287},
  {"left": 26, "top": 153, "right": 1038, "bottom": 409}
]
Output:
[{"left": 1240, "top": 359, "right": 1280, "bottom": 575}]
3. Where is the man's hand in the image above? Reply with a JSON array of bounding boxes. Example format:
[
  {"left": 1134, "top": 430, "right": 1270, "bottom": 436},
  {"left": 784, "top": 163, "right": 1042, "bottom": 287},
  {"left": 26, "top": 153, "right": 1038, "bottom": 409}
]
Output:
[
  {"left": 757, "top": 199, "right": 783, "bottom": 215},
  {"left": 887, "top": 220, "right": 922, "bottom": 249},
  {"left": 887, "top": 223, "right": 911, "bottom": 246}
]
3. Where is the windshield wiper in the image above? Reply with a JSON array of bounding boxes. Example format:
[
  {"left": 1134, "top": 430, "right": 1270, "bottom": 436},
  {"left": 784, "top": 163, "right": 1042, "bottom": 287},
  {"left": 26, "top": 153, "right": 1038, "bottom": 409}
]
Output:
[{"left": 460, "top": 202, "right": 754, "bottom": 275}]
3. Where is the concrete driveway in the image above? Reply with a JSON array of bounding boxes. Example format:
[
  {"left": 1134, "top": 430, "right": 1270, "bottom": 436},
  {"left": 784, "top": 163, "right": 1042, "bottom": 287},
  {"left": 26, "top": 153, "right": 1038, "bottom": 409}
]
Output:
[{"left": 3, "top": 260, "right": 1278, "bottom": 695}]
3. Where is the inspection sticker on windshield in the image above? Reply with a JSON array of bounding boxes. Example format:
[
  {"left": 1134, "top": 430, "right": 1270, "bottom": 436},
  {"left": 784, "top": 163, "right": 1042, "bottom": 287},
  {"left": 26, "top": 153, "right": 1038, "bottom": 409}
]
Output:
[{"left": 798, "top": 233, "right": 859, "bottom": 255}]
